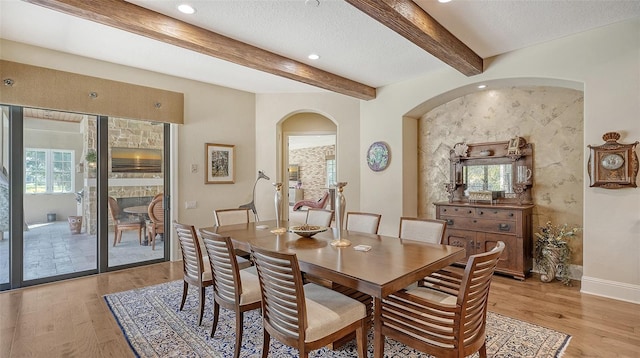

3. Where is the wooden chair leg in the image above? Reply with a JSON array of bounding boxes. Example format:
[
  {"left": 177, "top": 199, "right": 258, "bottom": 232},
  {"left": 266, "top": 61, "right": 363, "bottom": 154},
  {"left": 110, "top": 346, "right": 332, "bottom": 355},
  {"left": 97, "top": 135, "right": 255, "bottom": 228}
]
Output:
[
  {"left": 179, "top": 281, "right": 188, "bottom": 311},
  {"left": 261, "top": 330, "right": 270, "bottom": 358},
  {"left": 234, "top": 311, "right": 244, "bottom": 358},
  {"left": 210, "top": 302, "right": 220, "bottom": 337},
  {"left": 113, "top": 230, "right": 118, "bottom": 247},
  {"left": 198, "top": 286, "right": 206, "bottom": 326},
  {"left": 479, "top": 342, "right": 487, "bottom": 358},
  {"left": 356, "top": 321, "right": 367, "bottom": 358}
]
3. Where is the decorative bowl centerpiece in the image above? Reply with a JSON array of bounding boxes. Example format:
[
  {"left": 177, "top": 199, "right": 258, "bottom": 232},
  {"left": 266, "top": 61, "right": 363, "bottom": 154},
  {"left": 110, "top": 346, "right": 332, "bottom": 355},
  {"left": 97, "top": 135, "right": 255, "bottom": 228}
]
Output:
[{"left": 289, "top": 224, "right": 328, "bottom": 238}]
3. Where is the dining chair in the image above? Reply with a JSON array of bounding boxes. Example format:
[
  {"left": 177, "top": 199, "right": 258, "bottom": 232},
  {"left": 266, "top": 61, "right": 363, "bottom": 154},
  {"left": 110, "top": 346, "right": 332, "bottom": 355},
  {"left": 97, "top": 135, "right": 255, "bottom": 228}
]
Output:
[
  {"left": 146, "top": 196, "right": 164, "bottom": 250},
  {"left": 214, "top": 208, "right": 251, "bottom": 226},
  {"left": 107, "top": 196, "right": 143, "bottom": 247},
  {"left": 250, "top": 245, "right": 367, "bottom": 358},
  {"left": 305, "top": 208, "right": 334, "bottom": 227},
  {"left": 380, "top": 241, "right": 505, "bottom": 358},
  {"left": 214, "top": 208, "right": 252, "bottom": 261},
  {"left": 174, "top": 221, "right": 213, "bottom": 326},
  {"left": 200, "top": 231, "right": 262, "bottom": 358},
  {"left": 398, "top": 216, "right": 447, "bottom": 244},
  {"left": 345, "top": 211, "right": 382, "bottom": 234}
]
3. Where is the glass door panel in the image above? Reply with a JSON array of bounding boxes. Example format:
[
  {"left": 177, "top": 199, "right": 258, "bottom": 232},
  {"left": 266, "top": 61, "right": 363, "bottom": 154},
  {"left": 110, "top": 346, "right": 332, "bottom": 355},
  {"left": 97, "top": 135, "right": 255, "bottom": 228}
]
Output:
[
  {"left": 107, "top": 117, "right": 164, "bottom": 267},
  {"left": 0, "top": 106, "right": 8, "bottom": 286},
  {"left": 22, "top": 108, "right": 98, "bottom": 281}
]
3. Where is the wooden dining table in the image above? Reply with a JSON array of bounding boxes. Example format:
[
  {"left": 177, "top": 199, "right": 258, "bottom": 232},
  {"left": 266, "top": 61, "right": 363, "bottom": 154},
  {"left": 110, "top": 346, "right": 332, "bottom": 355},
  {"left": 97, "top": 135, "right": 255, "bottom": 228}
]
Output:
[{"left": 200, "top": 220, "right": 465, "bottom": 358}]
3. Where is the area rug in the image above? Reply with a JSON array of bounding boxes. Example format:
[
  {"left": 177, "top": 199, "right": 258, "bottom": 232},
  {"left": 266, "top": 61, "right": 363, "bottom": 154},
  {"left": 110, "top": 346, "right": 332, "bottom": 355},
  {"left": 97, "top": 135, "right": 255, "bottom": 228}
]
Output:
[{"left": 104, "top": 280, "right": 571, "bottom": 358}]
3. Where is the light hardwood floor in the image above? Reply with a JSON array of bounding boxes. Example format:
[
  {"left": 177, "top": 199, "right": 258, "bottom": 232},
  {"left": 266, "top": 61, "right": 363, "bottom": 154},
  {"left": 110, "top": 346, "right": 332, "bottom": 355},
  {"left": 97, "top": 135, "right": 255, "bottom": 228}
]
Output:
[{"left": 1, "top": 262, "right": 638, "bottom": 357}]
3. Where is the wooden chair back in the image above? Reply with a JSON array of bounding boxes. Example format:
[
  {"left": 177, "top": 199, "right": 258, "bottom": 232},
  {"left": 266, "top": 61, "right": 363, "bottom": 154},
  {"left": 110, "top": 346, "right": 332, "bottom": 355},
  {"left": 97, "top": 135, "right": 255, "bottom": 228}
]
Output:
[
  {"left": 346, "top": 211, "right": 382, "bottom": 234},
  {"left": 398, "top": 217, "right": 447, "bottom": 244},
  {"left": 251, "top": 246, "right": 307, "bottom": 347},
  {"left": 251, "top": 245, "right": 368, "bottom": 357},
  {"left": 173, "top": 221, "right": 213, "bottom": 325},
  {"left": 174, "top": 221, "right": 206, "bottom": 286},
  {"left": 214, "top": 208, "right": 250, "bottom": 226},
  {"left": 147, "top": 197, "right": 164, "bottom": 250},
  {"left": 381, "top": 241, "right": 505, "bottom": 358},
  {"left": 107, "top": 196, "right": 120, "bottom": 222},
  {"left": 200, "top": 231, "right": 261, "bottom": 358},
  {"left": 201, "top": 232, "right": 244, "bottom": 306},
  {"left": 306, "top": 208, "right": 334, "bottom": 227}
]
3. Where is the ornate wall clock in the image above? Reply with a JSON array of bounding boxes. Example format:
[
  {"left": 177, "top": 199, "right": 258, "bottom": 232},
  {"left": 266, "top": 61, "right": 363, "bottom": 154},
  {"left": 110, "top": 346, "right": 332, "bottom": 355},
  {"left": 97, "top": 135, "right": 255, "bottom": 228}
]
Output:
[{"left": 587, "top": 132, "right": 639, "bottom": 189}]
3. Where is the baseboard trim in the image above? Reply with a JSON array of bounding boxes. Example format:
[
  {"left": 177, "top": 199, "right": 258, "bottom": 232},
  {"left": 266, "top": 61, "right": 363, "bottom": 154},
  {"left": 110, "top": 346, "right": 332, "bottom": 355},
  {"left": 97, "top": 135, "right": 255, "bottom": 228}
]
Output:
[{"left": 581, "top": 276, "right": 640, "bottom": 304}]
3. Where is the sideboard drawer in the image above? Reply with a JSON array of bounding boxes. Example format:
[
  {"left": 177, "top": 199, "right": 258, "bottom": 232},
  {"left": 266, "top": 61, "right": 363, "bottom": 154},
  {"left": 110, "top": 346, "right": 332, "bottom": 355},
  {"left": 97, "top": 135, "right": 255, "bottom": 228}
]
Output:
[
  {"left": 438, "top": 205, "right": 475, "bottom": 218},
  {"left": 444, "top": 217, "right": 516, "bottom": 234},
  {"left": 475, "top": 208, "right": 516, "bottom": 221}
]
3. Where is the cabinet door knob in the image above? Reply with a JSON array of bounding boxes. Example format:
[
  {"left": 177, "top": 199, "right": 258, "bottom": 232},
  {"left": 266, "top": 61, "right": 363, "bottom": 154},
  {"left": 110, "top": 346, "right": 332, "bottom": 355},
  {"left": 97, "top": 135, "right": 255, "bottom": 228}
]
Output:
[
  {"left": 498, "top": 223, "right": 511, "bottom": 231},
  {"left": 446, "top": 219, "right": 454, "bottom": 226},
  {"left": 478, "top": 211, "right": 484, "bottom": 215},
  {"left": 468, "top": 210, "right": 473, "bottom": 214},
  {"left": 509, "top": 213, "right": 514, "bottom": 217}
]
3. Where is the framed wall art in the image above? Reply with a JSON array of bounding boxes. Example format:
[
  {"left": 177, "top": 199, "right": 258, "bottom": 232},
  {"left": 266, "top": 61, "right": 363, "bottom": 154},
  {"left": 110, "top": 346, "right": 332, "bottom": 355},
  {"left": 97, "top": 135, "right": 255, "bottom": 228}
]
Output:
[
  {"left": 205, "top": 143, "right": 235, "bottom": 184},
  {"left": 366, "top": 141, "right": 390, "bottom": 172}
]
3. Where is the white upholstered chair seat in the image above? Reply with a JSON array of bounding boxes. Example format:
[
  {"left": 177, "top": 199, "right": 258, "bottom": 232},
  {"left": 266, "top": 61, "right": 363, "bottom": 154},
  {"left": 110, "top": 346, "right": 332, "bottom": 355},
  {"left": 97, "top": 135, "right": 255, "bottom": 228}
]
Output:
[
  {"left": 238, "top": 266, "right": 261, "bottom": 305},
  {"left": 303, "top": 283, "right": 367, "bottom": 342}
]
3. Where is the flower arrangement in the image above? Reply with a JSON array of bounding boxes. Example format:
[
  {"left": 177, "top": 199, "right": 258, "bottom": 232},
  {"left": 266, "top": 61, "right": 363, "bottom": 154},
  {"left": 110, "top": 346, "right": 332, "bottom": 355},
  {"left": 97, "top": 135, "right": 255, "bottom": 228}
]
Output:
[{"left": 534, "top": 221, "right": 581, "bottom": 285}]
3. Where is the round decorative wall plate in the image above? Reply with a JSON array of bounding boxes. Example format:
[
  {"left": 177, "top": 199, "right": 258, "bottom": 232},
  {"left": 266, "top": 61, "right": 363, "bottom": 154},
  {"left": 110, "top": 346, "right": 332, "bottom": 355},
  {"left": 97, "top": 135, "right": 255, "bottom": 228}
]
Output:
[{"left": 367, "top": 141, "right": 390, "bottom": 172}]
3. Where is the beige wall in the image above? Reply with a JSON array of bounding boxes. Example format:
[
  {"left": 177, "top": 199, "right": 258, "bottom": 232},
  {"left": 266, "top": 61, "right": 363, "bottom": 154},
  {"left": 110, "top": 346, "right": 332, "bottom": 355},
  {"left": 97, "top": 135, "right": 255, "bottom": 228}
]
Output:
[
  {"left": 419, "top": 86, "right": 584, "bottom": 266},
  {"left": 359, "top": 19, "right": 640, "bottom": 302}
]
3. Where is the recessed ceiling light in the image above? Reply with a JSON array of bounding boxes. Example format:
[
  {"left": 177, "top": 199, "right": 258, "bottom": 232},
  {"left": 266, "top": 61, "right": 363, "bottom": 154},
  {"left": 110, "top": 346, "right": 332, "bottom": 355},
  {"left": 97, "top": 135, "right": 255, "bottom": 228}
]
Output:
[
  {"left": 477, "top": 84, "right": 487, "bottom": 89},
  {"left": 308, "top": 54, "right": 320, "bottom": 60},
  {"left": 177, "top": 4, "right": 196, "bottom": 14},
  {"left": 438, "top": 0, "right": 452, "bottom": 3}
]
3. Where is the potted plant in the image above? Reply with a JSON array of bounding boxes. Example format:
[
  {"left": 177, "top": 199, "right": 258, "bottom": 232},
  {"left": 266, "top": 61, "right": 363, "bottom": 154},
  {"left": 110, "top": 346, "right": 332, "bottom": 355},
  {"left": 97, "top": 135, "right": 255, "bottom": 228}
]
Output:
[
  {"left": 85, "top": 149, "right": 97, "bottom": 177},
  {"left": 534, "top": 221, "right": 581, "bottom": 285}
]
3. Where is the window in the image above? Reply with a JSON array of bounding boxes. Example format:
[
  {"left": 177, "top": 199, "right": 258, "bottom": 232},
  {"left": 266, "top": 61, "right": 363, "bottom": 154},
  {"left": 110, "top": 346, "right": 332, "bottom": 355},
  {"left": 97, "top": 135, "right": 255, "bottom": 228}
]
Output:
[
  {"left": 326, "top": 156, "right": 336, "bottom": 187},
  {"left": 25, "top": 149, "right": 74, "bottom": 194}
]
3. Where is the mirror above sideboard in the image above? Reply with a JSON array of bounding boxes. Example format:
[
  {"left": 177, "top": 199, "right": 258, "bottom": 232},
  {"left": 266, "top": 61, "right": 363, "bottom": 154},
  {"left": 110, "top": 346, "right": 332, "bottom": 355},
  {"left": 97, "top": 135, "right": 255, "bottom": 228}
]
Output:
[{"left": 445, "top": 138, "right": 534, "bottom": 204}]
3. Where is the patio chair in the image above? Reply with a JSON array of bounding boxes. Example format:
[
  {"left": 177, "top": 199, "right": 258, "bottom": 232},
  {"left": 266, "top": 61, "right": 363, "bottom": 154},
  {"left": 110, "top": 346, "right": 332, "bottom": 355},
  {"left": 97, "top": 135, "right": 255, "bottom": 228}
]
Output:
[
  {"left": 146, "top": 196, "right": 164, "bottom": 250},
  {"left": 380, "top": 241, "right": 505, "bottom": 358},
  {"left": 107, "top": 196, "right": 143, "bottom": 247}
]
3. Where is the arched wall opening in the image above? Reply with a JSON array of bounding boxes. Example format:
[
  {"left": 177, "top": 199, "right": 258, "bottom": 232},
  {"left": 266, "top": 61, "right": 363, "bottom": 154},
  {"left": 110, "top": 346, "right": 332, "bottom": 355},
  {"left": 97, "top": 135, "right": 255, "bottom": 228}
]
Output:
[
  {"left": 403, "top": 78, "right": 585, "bottom": 274},
  {"left": 277, "top": 111, "right": 337, "bottom": 221}
]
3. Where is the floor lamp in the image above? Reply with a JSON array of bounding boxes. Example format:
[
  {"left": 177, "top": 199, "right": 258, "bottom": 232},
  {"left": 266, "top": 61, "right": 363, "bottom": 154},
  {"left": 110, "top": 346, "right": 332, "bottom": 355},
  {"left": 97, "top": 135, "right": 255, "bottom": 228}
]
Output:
[{"left": 239, "top": 170, "right": 270, "bottom": 222}]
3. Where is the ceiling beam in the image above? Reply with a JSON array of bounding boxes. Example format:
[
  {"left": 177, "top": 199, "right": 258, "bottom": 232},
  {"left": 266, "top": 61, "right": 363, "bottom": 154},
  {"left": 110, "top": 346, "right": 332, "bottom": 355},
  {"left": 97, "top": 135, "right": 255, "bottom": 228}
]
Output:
[
  {"left": 345, "top": 0, "right": 483, "bottom": 76},
  {"left": 23, "top": 0, "right": 377, "bottom": 100}
]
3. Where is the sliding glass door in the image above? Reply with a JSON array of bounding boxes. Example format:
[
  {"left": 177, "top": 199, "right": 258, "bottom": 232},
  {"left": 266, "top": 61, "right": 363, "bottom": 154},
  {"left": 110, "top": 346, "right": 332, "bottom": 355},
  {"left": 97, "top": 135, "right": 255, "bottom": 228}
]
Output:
[
  {"left": 22, "top": 108, "right": 98, "bottom": 281},
  {"left": 0, "top": 106, "right": 8, "bottom": 289},
  {"left": 107, "top": 116, "right": 166, "bottom": 267},
  {"left": 0, "top": 105, "right": 170, "bottom": 290}
]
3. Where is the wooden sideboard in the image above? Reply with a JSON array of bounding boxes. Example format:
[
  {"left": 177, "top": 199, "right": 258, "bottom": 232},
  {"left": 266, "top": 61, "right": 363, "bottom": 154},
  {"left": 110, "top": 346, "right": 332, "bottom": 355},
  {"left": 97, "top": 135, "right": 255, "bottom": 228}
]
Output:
[{"left": 435, "top": 201, "right": 534, "bottom": 280}]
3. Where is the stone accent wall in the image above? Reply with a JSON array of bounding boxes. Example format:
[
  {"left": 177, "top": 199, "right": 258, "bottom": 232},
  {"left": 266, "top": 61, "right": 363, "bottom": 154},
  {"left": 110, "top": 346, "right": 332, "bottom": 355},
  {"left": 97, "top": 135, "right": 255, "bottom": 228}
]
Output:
[
  {"left": 419, "top": 86, "right": 584, "bottom": 265},
  {"left": 289, "top": 145, "right": 335, "bottom": 202}
]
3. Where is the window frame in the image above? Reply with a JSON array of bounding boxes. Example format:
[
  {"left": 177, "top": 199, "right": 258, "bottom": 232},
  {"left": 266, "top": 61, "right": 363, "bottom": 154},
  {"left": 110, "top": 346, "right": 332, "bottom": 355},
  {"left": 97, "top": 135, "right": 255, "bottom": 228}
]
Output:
[{"left": 24, "top": 148, "right": 75, "bottom": 194}]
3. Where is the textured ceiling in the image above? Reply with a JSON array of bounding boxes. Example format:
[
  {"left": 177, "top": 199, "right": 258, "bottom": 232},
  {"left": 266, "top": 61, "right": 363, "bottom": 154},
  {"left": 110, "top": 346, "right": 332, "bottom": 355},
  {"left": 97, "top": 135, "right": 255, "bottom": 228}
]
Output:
[{"left": 1, "top": 0, "right": 639, "bottom": 96}]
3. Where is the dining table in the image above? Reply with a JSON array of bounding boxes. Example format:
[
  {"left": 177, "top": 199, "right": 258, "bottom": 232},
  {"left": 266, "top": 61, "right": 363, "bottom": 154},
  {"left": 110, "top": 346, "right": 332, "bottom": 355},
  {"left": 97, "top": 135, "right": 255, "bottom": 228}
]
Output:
[{"left": 200, "top": 219, "right": 465, "bottom": 358}]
